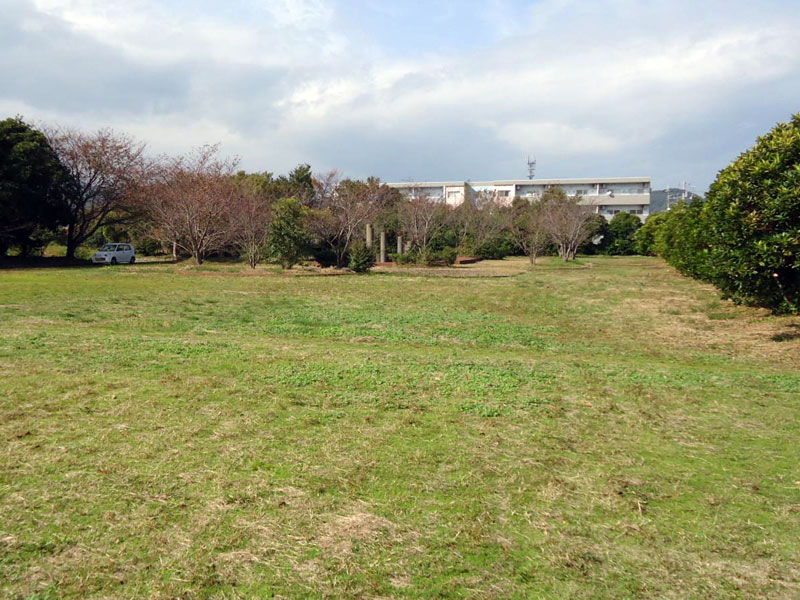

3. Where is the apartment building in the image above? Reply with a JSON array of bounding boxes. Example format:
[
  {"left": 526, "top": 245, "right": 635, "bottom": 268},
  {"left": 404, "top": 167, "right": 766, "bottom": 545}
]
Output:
[{"left": 387, "top": 177, "right": 651, "bottom": 221}]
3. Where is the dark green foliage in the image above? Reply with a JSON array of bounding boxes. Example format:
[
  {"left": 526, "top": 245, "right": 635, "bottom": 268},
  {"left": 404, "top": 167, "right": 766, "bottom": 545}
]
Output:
[
  {"left": 390, "top": 246, "right": 456, "bottom": 266},
  {"left": 654, "top": 199, "right": 712, "bottom": 280},
  {"left": 473, "top": 235, "right": 516, "bottom": 260},
  {"left": 0, "top": 117, "right": 67, "bottom": 255},
  {"left": 429, "top": 227, "right": 458, "bottom": 252},
  {"left": 700, "top": 114, "right": 800, "bottom": 313},
  {"left": 579, "top": 213, "right": 609, "bottom": 255},
  {"left": 232, "top": 165, "right": 315, "bottom": 205},
  {"left": 347, "top": 241, "right": 375, "bottom": 273},
  {"left": 389, "top": 251, "right": 418, "bottom": 265},
  {"left": 423, "top": 246, "right": 457, "bottom": 266},
  {"left": 606, "top": 212, "right": 642, "bottom": 256},
  {"left": 267, "top": 197, "right": 309, "bottom": 269},
  {"left": 642, "top": 113, "right": 800, "bottom": 313}
]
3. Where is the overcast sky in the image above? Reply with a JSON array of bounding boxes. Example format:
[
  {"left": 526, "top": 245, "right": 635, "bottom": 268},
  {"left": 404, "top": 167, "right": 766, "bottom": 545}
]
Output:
[{"left": 3, "top": 0, "right": 799, "bottom": 192}]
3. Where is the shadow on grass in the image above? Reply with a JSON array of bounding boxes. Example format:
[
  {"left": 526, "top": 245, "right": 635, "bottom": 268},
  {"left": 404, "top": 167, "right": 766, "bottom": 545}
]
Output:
[
  {"left": 0, "top": 256, "right": 176, "bottom": 269},
  {"left": 770, "top": 323, "right": 800, "bottom": 342}
]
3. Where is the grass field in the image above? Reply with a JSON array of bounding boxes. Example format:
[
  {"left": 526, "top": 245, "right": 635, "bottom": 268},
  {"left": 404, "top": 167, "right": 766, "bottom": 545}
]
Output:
[{"left": 1, "top": 256, "right": 799, "bottom": 599}]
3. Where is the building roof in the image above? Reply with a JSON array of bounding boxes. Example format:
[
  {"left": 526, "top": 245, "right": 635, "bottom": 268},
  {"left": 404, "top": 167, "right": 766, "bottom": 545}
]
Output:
[{"left": 387, "top": 177, "right": 650, "bottom": 188}]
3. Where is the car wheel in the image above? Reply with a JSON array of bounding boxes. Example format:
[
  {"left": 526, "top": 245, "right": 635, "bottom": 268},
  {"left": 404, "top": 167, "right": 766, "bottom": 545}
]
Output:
[
  {"left": 130, "top": 256, "right": 136, "bottom": 264},
  {"left": 111, "top": 257, "right": 117, "bottom": 265}
]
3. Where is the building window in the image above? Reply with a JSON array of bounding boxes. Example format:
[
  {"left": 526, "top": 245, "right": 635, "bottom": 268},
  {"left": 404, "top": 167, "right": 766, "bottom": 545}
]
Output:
[
  {"left": 496, "top": 190, "right": 509, "bottom": 197},
  {"left": 575, "top": 189, "right": 587, "bottom": 195}
]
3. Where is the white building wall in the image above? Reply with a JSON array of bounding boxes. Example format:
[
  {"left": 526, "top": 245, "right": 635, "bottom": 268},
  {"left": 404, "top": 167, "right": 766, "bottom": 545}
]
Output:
[{"left": 387, "top": 178, "right": 651, "bottom": 221}]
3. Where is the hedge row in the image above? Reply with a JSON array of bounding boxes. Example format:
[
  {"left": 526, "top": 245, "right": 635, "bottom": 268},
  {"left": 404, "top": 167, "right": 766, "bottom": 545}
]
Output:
[{"left": 636, "top": 114, "right": 800, "bottom": 314}]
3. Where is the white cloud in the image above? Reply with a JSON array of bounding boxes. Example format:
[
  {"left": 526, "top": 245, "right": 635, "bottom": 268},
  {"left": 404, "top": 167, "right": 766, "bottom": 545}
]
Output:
[
  {"left": 31, "top": 0, "right": 345, "bottom": 67},
  {"left": 5, "top": 0, "right": 800, "bottom": 189}
]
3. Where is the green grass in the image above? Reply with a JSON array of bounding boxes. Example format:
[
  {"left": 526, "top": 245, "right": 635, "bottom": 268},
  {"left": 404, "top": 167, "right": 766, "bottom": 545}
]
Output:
[{"left": 1, "top": 256, "right": 799, "bottom": 599}]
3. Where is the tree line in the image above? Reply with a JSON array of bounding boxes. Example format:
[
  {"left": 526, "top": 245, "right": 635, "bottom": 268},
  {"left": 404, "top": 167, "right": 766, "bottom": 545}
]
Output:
[
  {"left": 634, "top": 114, "right": 799, "bottom": 314},
  {"left": 2, "top": 116, "right": 645, "bottom": 269}
]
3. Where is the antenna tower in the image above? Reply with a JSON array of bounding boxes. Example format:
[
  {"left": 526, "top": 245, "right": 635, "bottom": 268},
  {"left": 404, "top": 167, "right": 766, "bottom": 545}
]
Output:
[{"left": 527, "top": 156, "right": 536, "bottom": 180}]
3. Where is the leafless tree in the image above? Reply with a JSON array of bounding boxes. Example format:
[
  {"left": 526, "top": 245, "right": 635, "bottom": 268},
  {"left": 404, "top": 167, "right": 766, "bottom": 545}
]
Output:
[
  {"left": 229, "top": 180, "right": 273, "bottom": 268},
  {"left": 44, "top": 126, "right": 146, "bottom": 258},
  {"left": 310, "top": 174, "right": 390, "bottom": 266},
  {"left": 447, "top": 190, "right": 506, "bottom": 253},
  {"left": 143, "top": 145, "right": 239, "bottom": 264},
  {"left": 540, "top": 188, "right": 596, "bottom": 261},
  {"left": 507, "top": 197, "right": 550, "bottom": 264},
  {"left": 398, "top": 186, "right": 447, "bottom": 252},
  {"left": 310, "top": 169, "right": 340, "bottom": 210}
]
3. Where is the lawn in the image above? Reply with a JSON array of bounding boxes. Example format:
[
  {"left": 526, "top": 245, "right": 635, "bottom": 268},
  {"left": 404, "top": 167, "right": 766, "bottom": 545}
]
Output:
[{"left": 1, "top": 256, "right": 799, "bottom": 599}]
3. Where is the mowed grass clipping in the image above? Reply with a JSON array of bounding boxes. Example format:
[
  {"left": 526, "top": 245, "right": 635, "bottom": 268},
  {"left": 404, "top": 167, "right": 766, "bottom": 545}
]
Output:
[{"left": 1, "top": 256, "right": 799, "bottom": 599}]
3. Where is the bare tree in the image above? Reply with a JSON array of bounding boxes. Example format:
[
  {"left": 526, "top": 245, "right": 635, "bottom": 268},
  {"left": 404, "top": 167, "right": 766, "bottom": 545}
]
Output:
[
  {"left": 310, "top": 169, "right": 340, "bottom": 210},
  {"left": 540, "top": 188, "right": 595, "bottom": 261},
  {"left": 144, "top": 145, "right": 239, "bottom": 264},
  {"left": 507, "top": 197, "right": 549, "bottom": 264},
  {"left": 398, "top": 186, "right": 447, "bottom": 252},
  {"left": 447, "top": 190, "right": 506, "bottom": 254},
  {"left": 229, "top": 180, "right": 273, "bottom": 268},
  {"left": 45, "top": 126, "right": 146, "bottom": 259},
  {"left": 310, "top": 174, "right": 390, "bottom": 266}
]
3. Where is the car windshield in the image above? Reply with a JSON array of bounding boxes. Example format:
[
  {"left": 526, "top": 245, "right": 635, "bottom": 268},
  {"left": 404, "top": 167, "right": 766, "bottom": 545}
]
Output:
[{"left": 100, "top": 244, "right": 117, "bottom": 251}]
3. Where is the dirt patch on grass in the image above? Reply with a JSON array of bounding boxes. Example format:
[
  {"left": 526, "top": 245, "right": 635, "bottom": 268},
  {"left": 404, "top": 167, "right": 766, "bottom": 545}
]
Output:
[
  {"left": 318, "top": 508, "right": 397, "bottom": 555},
  {"left": 616, "top": 294, "right": 800, "bottom": 368}
]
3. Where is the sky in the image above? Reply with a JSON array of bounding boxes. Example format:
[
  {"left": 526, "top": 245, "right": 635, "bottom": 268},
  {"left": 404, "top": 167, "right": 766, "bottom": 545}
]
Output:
[{"left": 2, "top": 0, "right": 800, "bottom": 193}]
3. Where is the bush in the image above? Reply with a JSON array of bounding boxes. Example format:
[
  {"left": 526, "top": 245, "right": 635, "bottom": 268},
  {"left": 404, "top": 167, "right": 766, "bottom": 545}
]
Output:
[
  {"left": 473, "top": 236, "right": 515, "bottom": 260},
  {"left": 267, "top": 197, "right": 310, "bottom": 269},
  {"left": 420, "top": 247, "right": 457, "bottom": 266},
  {"left": 701, "top": 114, "right": 800, "bottom": 313},
  {"left": 655, "top": 199, "right": 712, "bottom": 280},
  {"left": 641, "top": 113, "right": 800, "bottom": 313},
  {"left": 635, "top": 212, "right": 668, "bottom": 256},
  {"left": 389, "top": 251, "right": 418, "bottom": 265},
  {"left": 579, "top": 214, "right": 609, "bottom": 255},
  {"left": 348, "top": 241, "right": 375, "bottom": 273},
  {"left": 606, "top": 212, "right": 642, "bottom": 256}
]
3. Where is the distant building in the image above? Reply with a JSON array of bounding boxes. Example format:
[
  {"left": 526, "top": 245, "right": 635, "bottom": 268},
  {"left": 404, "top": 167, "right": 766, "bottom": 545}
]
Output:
[{"left": 387, "top": 177, "right": 651, "bottom": 221}]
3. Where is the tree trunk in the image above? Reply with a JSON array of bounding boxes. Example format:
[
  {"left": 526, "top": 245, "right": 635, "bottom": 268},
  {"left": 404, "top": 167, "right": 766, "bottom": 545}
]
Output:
[
  {"left": 172, "top": 240, "right": 178, "bottom": 261},
  {"left": 336, "top": 246, "right": 347, "bottom": 268},
  {"left": 65, "top": 222, "right": 78, "bottom": 259}
]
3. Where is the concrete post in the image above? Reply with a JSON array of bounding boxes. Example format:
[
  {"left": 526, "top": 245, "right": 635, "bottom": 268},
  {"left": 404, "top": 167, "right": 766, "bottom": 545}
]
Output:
[
  {"left": 379, "top": 230, "right": 387, "bottom": 263},
  {"left": 365, "top": 224, "right": 373, "bottom": 248},
  {"left": 397, "top": 235, "right": 403, "bottom": 255}
]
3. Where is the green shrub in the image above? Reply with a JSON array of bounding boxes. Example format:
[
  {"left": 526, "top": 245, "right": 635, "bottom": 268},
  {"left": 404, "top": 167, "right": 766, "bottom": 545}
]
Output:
[
  {"left": 655, "top": 199, "right": 712, "bottom": 281},
  {"left": 389, "top": 251, "right": 418, "bottom": 265},
  {"left": 473, "top": 236, "right": 515, "bottom": 260},
  {"left": 635, "top": 212, "right": 668, "bottom": 256},
  {"left": 348, "top": 241, "right": 375, "bottom": 273},
  {"left": 606, "top": 212, "right": 642, "bottom": 256},
  {"left": 267, "top": 197, "right": 310, "bottom": 269},
  {"left": 439, "top": 246, "right": 458, "bottom": 265},
  {"left": 579, "top": 214, "right": 609, "bottom": 255},
  {"left": 642, "top": 113, "right": 800, "bottom": 313},
  {"left": 421, "top": 246, "right": 457, "bottom": 266},
  {"left": 701, "top": 114, "right": 800, "bottom": 313}
]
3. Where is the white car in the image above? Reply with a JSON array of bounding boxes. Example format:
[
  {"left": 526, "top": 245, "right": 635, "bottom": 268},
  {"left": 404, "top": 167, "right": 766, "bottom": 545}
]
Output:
[{"left": 92, "top": 243, "right": 136, "bottom": 265}]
